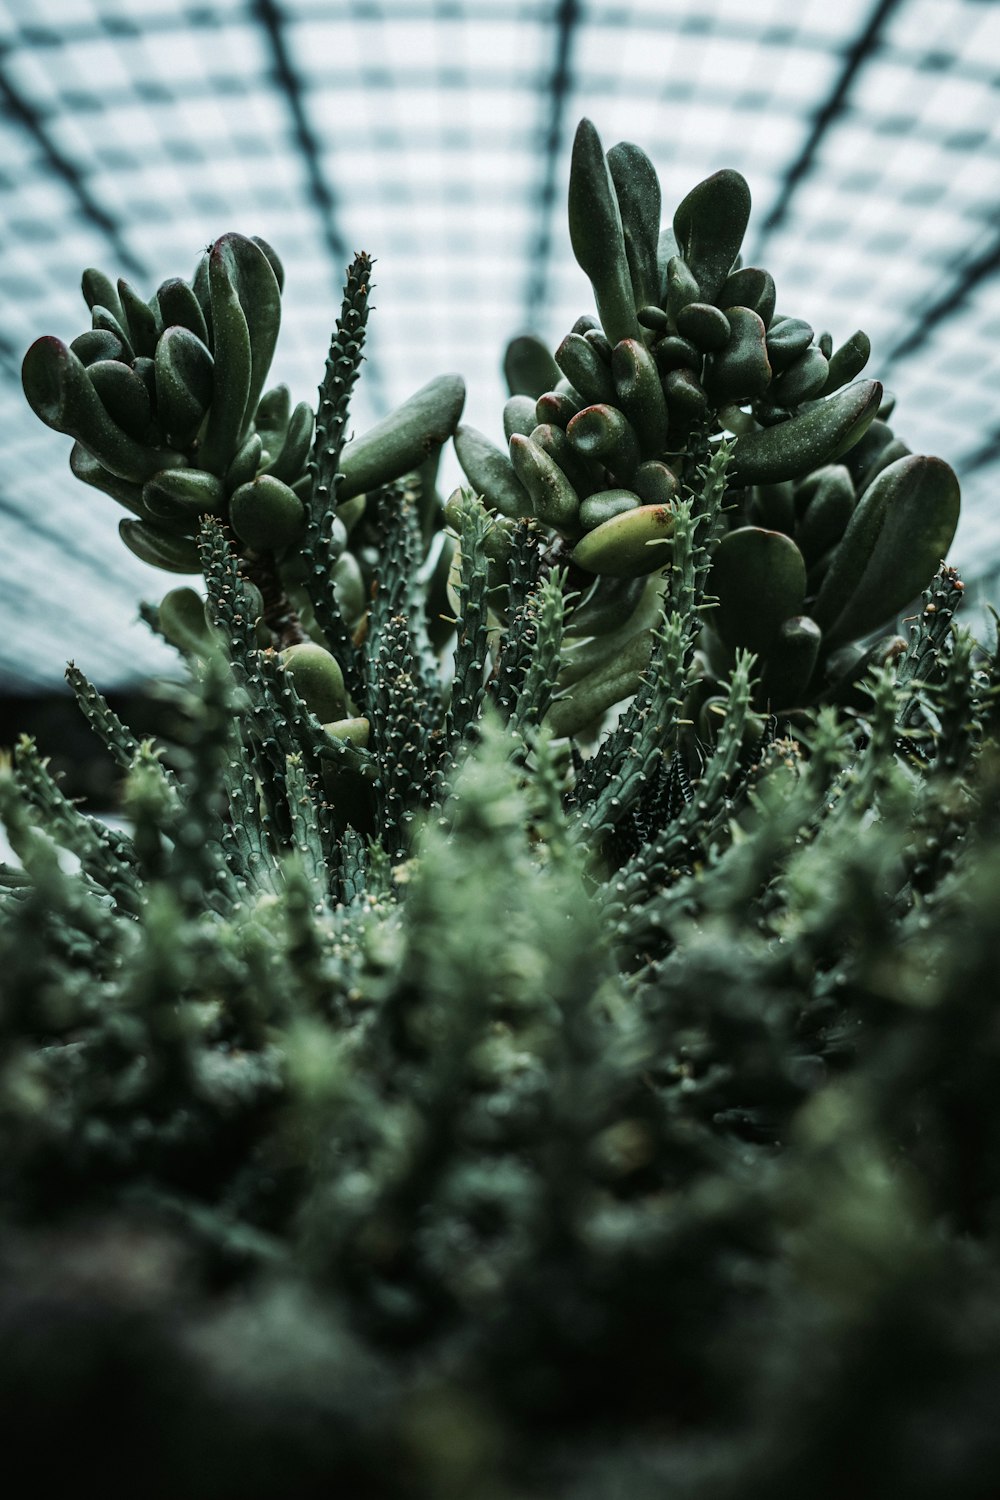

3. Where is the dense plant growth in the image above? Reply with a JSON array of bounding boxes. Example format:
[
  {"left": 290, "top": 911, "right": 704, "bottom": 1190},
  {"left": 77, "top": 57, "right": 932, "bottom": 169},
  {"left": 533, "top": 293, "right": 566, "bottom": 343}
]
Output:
[{"left": 3, "top": 120, "right": 999, "bottom": 1497}]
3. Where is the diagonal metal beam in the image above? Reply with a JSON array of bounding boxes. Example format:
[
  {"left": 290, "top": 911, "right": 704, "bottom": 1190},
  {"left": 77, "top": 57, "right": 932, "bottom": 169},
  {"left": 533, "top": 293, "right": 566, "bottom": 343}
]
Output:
[
  {"left": 251, "top": 0, "right": 349, "bottom": 269},
  {"left": 884, "top": 227, "right": 1000, "bottom": 367},
  {"left": 0, "top": 57, "right": 146, "bottom": 279},
  {"left": 954, "top": 424, "right": 1000, "bottom": 478},
  {"left": 524, "top": 0, "right": 580, "bottom": 325},
  {"left": 0, "top": 328, "right": 21, "bottom": 380},
  {"left": 251, "top": 0, "right": 388, "bottom": 415},
  {"left": 756, "top": 0, "right": 903, "bottom": 248}
]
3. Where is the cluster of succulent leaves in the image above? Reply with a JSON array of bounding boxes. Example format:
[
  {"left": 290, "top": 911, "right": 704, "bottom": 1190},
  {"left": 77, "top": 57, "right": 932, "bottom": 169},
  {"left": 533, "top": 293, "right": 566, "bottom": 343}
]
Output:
[
  {"left": 4, "top": 122, "right": 1000, "bottom": 1498},
  {"left": 455, "top": 118, "right": 961, "bottom": 724}
]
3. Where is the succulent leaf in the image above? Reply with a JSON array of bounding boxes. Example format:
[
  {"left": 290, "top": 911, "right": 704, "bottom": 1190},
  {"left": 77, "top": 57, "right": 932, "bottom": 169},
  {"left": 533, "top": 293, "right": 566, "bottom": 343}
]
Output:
[
  {"left": 708, "top": 526, "right": 807, "bottom": 656},
  {"left": 503, "top": 333, "right": 560, "bottom": 399},
  {"left": 337, "top": 373, "right": 466, "bottom": 501},
  {"left": 22, "top": 336, "right": 174, "bottom": 483},
  {"left": 119, "top": 517, "right": 202, "bottom": 573},
  {"left": 729, "top": 380, "right": 883, "bottom": 485},
  {"left": 672, "top": 168, "right": 752, "bottom": 305},
  {"left": 508, "top": 432, "right": 582, "bottom": 533},
  {"left": 231, "top": 474, "right": 307, "bottom": 552},
  {"left": 87, "top": 358, "right": 152, "bottom": 441},
  {"left": 571, "top": 501, "right": 676, "bottom": 577},
  {"left": 567, "top": 118, "right": 641, "bottom": 345},
  {"left": 142, "top": 467, "right": 226, "bottom": 524},
  {"left": 814, "top": 454, "right": 961, "bottom": 645},
  {"left": 154, "top": 325, "right": 214, "bottom": 447},
  {"left": 606, "top": 139, "right": 662, "bottom": 311}
]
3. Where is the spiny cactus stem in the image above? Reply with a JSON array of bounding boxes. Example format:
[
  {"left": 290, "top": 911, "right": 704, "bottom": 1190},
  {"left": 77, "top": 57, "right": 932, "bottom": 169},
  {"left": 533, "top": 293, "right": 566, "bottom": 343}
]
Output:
[{"left": 310, "top": 250, "right": 373, "bottom": 511}]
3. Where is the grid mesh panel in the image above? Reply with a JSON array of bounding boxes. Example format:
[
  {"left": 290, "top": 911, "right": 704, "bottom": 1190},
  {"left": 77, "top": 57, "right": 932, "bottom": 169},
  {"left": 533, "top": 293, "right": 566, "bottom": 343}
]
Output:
[{"left": 1, "top": 0, "right": 998, "bottom": 687}]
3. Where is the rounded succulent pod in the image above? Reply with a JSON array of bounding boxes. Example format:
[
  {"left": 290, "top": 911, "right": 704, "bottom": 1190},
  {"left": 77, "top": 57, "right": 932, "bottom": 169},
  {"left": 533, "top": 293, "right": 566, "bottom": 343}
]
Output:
[
  {"left": 571, "top": 502, "right": 676, "bottom": 577},
  {"left": 503, "top": 395, "right": 539, "bottom": 441},
  {"left": 87, "top": 359, "right": 152, "bottom": 441},
  {"left": 720, "top": 267, "right": 776, "bottom": 328},
  {"left": 708, "top": 526, "right": 807, "bottom": 657},
  {"left": 81, "top": 266, "right": 126, "bottom": 325},
  {"left": 331, "top": 549, "right": 367, "bottom": 626},
  {"left": 503, "top": 334, "right": 561, "bottom": 399},
  {"left": 154, "top": 325, "right": 214, "bottom": 448},
  {"left": 566, "top": 404, "right": 641, "bottom": 480},
  {"left": 196, "top": 238, "right": 255, "bottom": 475},
  {"left": 546, "top": 627, "right": 655, "bottom": 738},
  {"left": 610, "top": 339, "right": 669, "bottom": 457},
  {"left": 856, "top": 436, "right": 912, "bottom": 497},
  {"left": 225, "top": 432, "right": 263, "bottom": 494},
  {"left": 759, "top": 615, "right": 823, "bottom": 708},
  {"left": 728, "top": 380, "right": 883, "bottom": 486},
  {"left": 322, "top": 716, "right": 370, "bottom": 749},
  {"left": 230, "top": 474, "right": 307, "bottom": 552},
  {"left": 662, "top": 367, "right": 709, "bottom": 422},
  {"left": 765, "top": 317, "right": 814, "bottom": 374},
  {"left": 454, "top": 424, "right": 533, "bottom": 519},
  {"left": 632, "top": 460, "right": 680, "bottom": 506},
  {"left": 250, "top": 234, "right": 285, "bottom": 293},
  {"left": 665, "top": 255, "right": 701, "bottom": 326},
  {"left": 91, "top": 304, "right": 134, "bottom": 359},
  {"left": 254, "top": 383, "right": 292, "bottom": 457},
  {"left": 529, "top": 423, "right": 603, "bottom": 499},
  {"left": 675, "top": 302, "right": 731, "bottom": 352},
  {"left": 672, "top": 168, "right": 752, "bottom": 306},
  {"left": 841, "top": 418, "right": 895, "bottom": 489},
  {"left": 653, "top": 334, "right": 701, "bottom": 374},
  {"left": 508, "top": 433, "right": 582, "bottom": 534},
  {"left": 158, "top": 585, "right": 212, "bottom": 654},
  {"left": 564, "top": 572, "right": 648, "bottom": 637},
  {"left": 579, "top": 488, "right": 642, "bottom": 530},
  {"left": 143, "top": 467, "right": 226, "bottom": 525},
  {"left": 155, "top": 276, "right": 210, "bottom": 344},
  {"left": 750, "top": 480, "right": 796, "bottom": 533},
  {"left": 119, "top": 517, "right": 202, "bottom": 573},
  {"left": 637, "top": 304, "right": 670, "bottom": 333},
  {"left": 584, "top": 328, "right": 614, "bottom": 364},
  {"left": 535, "top": 389, "right": 583, "bottom": 429},
  {"left": 22, "top": 336, "right": 178, "bottom": 483},
  {"left": 262, "top": 399, "right": 313, "bottom": 485},
  {"left": 794, "top": 465, "right": 855, "bottom": 564},
  {"left": 821, "top": 330, "right": 871, "bottom": 395},
  {"left": 813, "top": 454, "right": 961, "bottom": 646},
  {"left": 70, "top": 442, "right": 149, "bottom": 517},
  {"left": 705, "top": 308, "right": 771, "bottom": 403},
  {"left": 279, "top": 642, "right": 348, "bottom": 722},
  {"left": 116, "top": 277, "right": 160, "bottom": 358},
  {"left": 555, "top": 332, "right": 616, "bottom": 406},
  {"left": 337, "top": 373, "right": 466, "bottom": 501},
  {"left": 70, "top": 328, "right": 130, "bottom": 366},
  {"left": 770, "top": 345, "right": 830, "bottom": 406}
]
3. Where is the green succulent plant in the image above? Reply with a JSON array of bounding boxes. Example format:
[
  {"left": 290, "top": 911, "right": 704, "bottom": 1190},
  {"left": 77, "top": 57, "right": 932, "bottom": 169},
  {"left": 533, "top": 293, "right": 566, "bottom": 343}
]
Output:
[
  {"left": 22, "top": 236, "right": 465, "bottom": 658},
  {"left": 454, "top": 118, "right": 960, "bottom": 721},
  {"left": 6, "top": 119, "right": 1000, "bottom": 1500}
]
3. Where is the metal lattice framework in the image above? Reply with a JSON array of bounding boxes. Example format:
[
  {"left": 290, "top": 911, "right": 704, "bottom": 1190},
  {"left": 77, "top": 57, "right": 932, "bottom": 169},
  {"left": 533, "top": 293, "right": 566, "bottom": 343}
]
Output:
[{"left": 1, "top": 0, "right": 998, "bottom": 687}]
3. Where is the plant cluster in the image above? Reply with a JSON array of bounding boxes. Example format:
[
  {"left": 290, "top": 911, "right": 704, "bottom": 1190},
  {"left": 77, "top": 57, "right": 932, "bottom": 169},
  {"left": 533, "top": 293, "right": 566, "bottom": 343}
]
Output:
[{"left": 3, "top": 120, "right": 999, "bottom": 1499}]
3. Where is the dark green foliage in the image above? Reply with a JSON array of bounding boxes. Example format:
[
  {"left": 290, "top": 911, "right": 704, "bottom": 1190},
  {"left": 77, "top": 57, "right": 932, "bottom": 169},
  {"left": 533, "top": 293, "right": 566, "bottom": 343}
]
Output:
[
  {"left": 459, "top": 118, "right": 960, "bottom": 718},
  {"left": 4, "top": 123, "right": 1000, "bottom": 1499}
]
